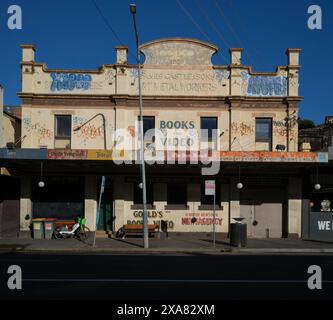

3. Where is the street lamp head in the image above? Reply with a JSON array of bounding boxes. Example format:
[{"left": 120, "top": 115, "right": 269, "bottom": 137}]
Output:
[
  {"left": 130, "top": 4, "right": 137, "bottom": 14},
  {"left": 237, "top": 182, "right": 243, "bottom": 190},
  {"left": 38, "top": 181, "right": 45, "bottom": 188},
  {"left": 314, "top": 183, "right": 321, "bottom": 190}
]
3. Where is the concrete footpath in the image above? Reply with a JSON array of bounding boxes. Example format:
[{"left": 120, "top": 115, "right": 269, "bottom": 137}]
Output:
[{"left": 1, "top": 234, "right": 333, "bottom": 254}]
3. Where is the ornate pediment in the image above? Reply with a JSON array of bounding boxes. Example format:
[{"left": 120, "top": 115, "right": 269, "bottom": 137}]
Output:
[{"left": 140, "top": 38, "right": 218, "bottom": 66}]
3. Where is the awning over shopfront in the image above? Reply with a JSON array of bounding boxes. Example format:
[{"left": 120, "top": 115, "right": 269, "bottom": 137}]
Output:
[
  {"left": 0, "top": 148, "right": 329, "bottom": 162},
  {"left": 0, "top": 148, "right": 329, "bottom": 176}
]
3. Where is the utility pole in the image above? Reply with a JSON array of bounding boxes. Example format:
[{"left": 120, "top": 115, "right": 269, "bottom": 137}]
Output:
[{"left": 130, "top": 4, "right": 149, "bottom": 248}]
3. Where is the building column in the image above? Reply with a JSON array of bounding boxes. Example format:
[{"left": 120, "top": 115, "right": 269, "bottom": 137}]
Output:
[
  {"left": 113, "top": 175, "right": 126, "bottom": 232},
  {"left": 188, "top": 184, "right": 200, "bottom": 212},
  {"left": 288, "top": 177, "right": 302, "bottom": 238},
  {"left": 221, "top": 183, "right": 230, "bottom": 234},
  {"left": 20, "top": 176, "right": 32, "bottom": 232},
  {"left": 85, "top": 175, "right": 97, "bottom": 231},
  {"left": 229, "top": 177, "right": 241, "bottom": 220},
  {"left": 154, "top": 183, "right": 167, "bottom": 211}
]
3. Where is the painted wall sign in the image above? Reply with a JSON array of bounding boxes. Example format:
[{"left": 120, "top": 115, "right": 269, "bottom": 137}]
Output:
[
  {"left": 218, "top": 151, "right": 328, "bottom": 163},
  {"left": 181, "top": 213, "right": 222, "bottom": 226},
  {"left": 241, "top": 72, "right": 287, "bottom": 97},
  {"left": 141, "top": 41, "right": 217, "bottom": 66},
  {"left": 43, "top": 149, "right": 328, "bottom": 163},
  {"left": 50, "top": 73, "right": 92, "bottom": 92},
  {"left": 309, "top": 212, "right": 333, "bottom": 242},
  {"left": 128, "top": 210, "right": 175, "bottom": 229},
  {"left": 47, "top": 149, "right": 88, "bottom": 160}
]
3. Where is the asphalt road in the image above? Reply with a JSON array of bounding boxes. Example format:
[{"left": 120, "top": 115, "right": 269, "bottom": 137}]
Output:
[{"left": 0, "top": 252, "right": 332, "bottom": 300}]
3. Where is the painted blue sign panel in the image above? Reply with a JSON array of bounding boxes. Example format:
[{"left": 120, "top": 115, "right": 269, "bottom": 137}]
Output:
[
  {"left": 50, "top": 73, "right": 92, "bottom": 92},
  {"left": 241, "top": 72, "right": 287, "bottom": 97}
]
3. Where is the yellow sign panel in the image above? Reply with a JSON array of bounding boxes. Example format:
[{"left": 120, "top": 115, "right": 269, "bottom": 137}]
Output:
[{"left": 87, "top": 150, "right": 127, "bottom": 161}]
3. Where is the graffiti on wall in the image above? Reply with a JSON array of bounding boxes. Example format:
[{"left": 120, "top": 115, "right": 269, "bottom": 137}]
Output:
[
  {"left": 213, "top": 70, "right": 230, "bottom": 85},
  {"left": 22, "top": 117, "right": 31, "bottom": 129},
  {"left": 50, "top": 73, "right": 92, "bottom": 92},
  {"left": 231, "top": 122, "right": 254, "bottom": 136},
  {"left": 241, "top": 72, "right": 287, "bottom": 97},
  {"left": 23, "top": 118, "right": 53, "bottom": 144},
  {"left": 74, "top": 123, "right": 103, "bottom": 142}
]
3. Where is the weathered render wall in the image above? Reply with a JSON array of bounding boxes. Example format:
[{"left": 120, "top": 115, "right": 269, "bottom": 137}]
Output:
[
  {"left": 19, "top": 39, "right": 301, "bottom": 152},
  {"left": 3, "top": 114, "right": 20, "bottom": 146}
]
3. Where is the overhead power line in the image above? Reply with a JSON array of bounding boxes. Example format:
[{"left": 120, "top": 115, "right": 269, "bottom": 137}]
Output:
[
  {"left": 91, "top": 0, "right": 126, "bottom": 46},
  {"left": 193, "top": 0, "right": 242, "bottom": 65},
  {"left": 213, "top": 0, "right": 256, "bottom": 66},
  {"left": 175, "top": 0, "right": 229, "bottom": 64},
  {"left": 225, "top": 0, "right": 264, "bottom": 64}
]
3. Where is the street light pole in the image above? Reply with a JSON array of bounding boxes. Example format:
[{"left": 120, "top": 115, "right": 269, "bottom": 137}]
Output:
[{"left": 130, "top": 4, "right": 149, "bottom": 249}]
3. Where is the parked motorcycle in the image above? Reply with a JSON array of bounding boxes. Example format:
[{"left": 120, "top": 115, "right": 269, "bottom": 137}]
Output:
[{"left": 53, "top": 218, "right": 89, "bottom": 240}]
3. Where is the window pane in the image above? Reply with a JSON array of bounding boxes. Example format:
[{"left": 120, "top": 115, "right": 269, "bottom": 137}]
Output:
[
  {"left": 139, "top": 116, "right": 155, "bottom": 141},
  {"left": 56, "top": 115, "right": 71, "bottom": 137},
  {"left": 167, "top": 183, "right": 187, "bottom": 205},
  {"left": 256, "top": 118, "right": 272, "bottom": 141},
  {"left": 201, "top": 117, "right": 217, "bottom": 141},
  {"left": 133, "top": 182, "right": 153, "bottom": 205}
]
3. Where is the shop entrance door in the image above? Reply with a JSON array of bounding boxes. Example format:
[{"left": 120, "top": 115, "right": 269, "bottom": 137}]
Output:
[{"left": 97, "top": 178, "right": 113, "bottom": 231}]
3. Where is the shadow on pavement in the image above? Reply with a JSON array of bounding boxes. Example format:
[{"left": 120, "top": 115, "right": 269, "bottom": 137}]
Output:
[
  {"left": 110, "top": 237, "right": 143, "bottom": 248},
  {"left": 201, "top": 238, "right": 231, "bottom": 246},
  {"left": 0, "top": 244, "right": 31, "bottom": 252}
]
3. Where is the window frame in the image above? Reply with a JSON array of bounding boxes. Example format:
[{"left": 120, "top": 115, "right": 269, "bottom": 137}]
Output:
[
  {"left": 165, "top": 182, "right": 188, "bottom": 210},
  {"left": 255, "top": 117, "right": 273, "bottom": 145},
  {"left": 131, "top": 182, "right": 155, "bottom": 209},
  {"left": 138, "top": 116, "right": 155, "bottom": 141},
  {"left": 55, "top": 115, "right": 72, "bottom": 139},
  {"left": 54, "top": 115, "right": 72, "bottom": 149},
  {"left": 200, "top": 117, "right": 218, "bottom": 142}
]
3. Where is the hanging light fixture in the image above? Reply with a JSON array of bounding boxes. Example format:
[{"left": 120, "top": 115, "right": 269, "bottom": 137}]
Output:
[
  {"left": 236, "top": 165, "right": 243, "bottom": 190},
  {"left": 38, "top": 162, "right": 45, "bottom": 188},
  {"left": 314, "top": 165, "right": 321, "bottom": 190}
]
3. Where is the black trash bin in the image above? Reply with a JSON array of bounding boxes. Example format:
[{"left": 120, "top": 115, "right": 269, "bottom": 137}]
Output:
[{"left": 230, "top": 218, "right": 247, "bottom": 247}]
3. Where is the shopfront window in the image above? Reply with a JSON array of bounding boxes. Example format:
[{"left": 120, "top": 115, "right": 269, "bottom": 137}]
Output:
[
  {"left": 55, "top": 115, "right": 71, "bottom": 149},
  {"left": 132, "top": 182, "right": 154, "bottom": 209},
  {"left": 32, "top": 176, "right": 84, "bottom": 220},
  {"left": 166, "top": 183, "right": 188, "bottom": 209}
]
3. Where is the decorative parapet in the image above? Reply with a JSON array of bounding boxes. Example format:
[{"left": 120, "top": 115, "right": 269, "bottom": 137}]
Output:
[{"left": 19, "top": 39, "right": 301, "bottom": 99}]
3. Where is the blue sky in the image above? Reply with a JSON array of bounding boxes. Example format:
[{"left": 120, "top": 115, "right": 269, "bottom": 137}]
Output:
[{"left": 0, "top": 0, "right": 332, "bottom": 124}]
